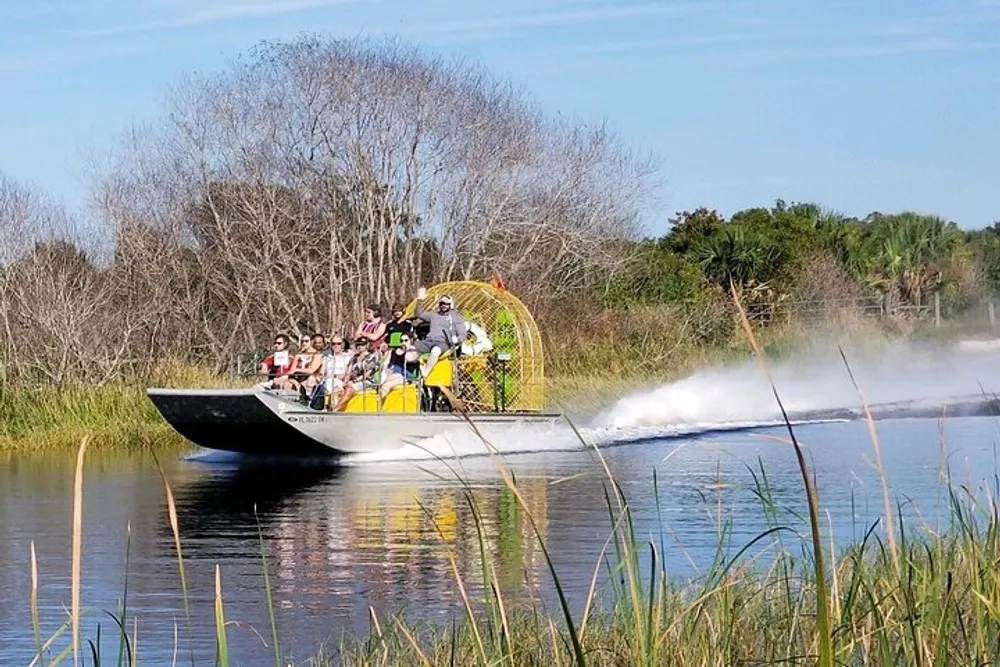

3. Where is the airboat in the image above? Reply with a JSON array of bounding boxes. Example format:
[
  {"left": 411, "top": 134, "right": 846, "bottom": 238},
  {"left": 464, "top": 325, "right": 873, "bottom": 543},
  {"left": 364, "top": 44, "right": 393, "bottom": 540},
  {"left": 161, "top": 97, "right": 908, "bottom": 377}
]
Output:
[{"left": 147, "top": 281, "right": 563, "bottom": 457}]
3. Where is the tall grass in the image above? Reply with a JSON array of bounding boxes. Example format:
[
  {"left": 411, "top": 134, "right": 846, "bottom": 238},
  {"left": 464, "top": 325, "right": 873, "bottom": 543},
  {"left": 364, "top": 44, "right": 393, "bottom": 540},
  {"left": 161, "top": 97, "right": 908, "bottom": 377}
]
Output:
[
  {"left": 71, "top": 436, "right": 89, "bottom": 667},
  {"left": 154, "top": 453, "right": 195, "bottom": 667},
  {"left": 0, "top": 364, "right": 243, "bottom": 450},
  {"left": 330, "top": 462, "right": 1000, "bottom": 666},
  {"left": 0, "top": 383, "right": 160, "bottom": 445}
]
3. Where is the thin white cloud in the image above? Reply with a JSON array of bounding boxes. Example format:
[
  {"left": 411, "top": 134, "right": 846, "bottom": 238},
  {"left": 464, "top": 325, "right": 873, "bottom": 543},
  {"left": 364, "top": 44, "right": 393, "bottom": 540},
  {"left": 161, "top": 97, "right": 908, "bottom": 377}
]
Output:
[
  {"left": 860, "top": 2, "right": 1000, "bottom": 38},
  {"left": 525, "top": 29, "right": 1000, "bottom": 79},
  {"left": 586, "top": 32, "right": 773, "bottom": 55},
  {"left": 191, "top": 0, "right": 359, "bottom": 23},
  {"left": 823, "top": 38, "right": 1000, "bottom": 59},
  {"left": 402, "top": 1, "right": 729, "bottom": 39},
  {"left": 563, "top": 2, "right": 1000, "bottom": 65},
  {"left": 77, "top": 0, "right": 366, "bottom": 39}
]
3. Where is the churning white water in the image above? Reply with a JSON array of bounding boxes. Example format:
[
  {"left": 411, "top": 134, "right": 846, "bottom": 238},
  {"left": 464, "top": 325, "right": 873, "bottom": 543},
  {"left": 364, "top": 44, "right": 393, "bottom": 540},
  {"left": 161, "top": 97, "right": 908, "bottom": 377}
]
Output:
[
  {"left": 343, "top": 340, "right": 1000, "bottom": 463},
  {"left": 601, "top": 341, "right": 1000, "bottom": 429}
]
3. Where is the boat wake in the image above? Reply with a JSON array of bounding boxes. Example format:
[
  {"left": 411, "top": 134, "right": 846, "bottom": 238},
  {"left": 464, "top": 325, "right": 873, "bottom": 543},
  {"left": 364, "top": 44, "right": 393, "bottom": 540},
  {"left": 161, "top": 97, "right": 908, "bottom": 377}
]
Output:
[{"left": 340, "top": 417, "right": 846, "bottom": 464}]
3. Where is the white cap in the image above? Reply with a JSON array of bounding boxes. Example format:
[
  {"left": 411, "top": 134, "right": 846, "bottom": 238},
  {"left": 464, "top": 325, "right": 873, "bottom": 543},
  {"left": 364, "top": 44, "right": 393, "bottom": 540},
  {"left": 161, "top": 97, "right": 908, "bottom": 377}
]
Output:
[{"left": 438, "top": 295, "right": 454, "bottom": 306}]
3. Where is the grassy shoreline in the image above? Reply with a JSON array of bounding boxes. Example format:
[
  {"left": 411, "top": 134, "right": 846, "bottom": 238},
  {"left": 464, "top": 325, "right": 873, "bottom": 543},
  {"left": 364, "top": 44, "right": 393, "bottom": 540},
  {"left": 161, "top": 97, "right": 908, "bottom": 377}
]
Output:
[
  {"left": 0, "top": 363, "right": 251, "bottom": 450},
  {"left": 0, "top": 383, "right": 190, "bottom": 451}
]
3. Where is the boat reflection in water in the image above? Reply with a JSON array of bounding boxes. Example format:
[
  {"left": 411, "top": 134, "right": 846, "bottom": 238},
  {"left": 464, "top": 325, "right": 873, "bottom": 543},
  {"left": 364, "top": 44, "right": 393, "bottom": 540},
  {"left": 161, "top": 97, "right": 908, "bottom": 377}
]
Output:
[{"left": 164, "top": 452, "right": 557, "bottom": 643}]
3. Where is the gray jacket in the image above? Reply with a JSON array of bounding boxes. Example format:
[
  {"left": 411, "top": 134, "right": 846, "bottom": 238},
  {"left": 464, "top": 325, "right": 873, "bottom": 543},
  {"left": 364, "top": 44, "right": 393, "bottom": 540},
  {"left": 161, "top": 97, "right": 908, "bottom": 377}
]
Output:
[{"left": 414, "top": 302, "right": 468, "bottom": 346}]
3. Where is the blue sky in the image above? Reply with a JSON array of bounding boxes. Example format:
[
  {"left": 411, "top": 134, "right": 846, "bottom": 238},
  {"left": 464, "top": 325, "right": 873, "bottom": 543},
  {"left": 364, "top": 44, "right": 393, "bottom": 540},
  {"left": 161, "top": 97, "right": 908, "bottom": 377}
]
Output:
[{"left": 1, "top": 0, "right": 998, "bottom": 234}]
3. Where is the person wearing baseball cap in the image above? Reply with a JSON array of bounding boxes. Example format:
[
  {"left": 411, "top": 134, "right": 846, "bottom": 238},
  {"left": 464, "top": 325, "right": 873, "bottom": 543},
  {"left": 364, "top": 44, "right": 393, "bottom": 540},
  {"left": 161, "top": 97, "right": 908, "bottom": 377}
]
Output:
[{"left": 413, "top": 286, "right": 467, "bottom": 377}]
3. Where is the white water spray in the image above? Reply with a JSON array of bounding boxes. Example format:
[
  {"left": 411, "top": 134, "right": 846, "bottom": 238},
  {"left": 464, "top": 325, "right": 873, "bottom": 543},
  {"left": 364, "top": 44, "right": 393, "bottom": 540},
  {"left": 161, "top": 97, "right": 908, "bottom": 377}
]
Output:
[
  {"left": 343, "top": 341, "right": 1000, "bottom": 464},
  {"left": 601, "top": 342, "right": 1000, "bottom": 430}
]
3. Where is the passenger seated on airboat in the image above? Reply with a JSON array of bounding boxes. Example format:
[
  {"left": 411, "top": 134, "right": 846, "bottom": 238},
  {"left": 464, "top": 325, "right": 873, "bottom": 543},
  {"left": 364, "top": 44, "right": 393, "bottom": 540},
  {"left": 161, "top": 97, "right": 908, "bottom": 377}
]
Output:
[
  {"left": 259, "top": 333, "right": 294, "bottom": 389},
  {"left": 378, "top": 333, "right": 422, "bottom": 405},
  {"left": 354, "top": 304, "right": 386, "bottom": 350},
  {"left": 263, "top": 285, "right": 499, "bottom": 412},
  {"left": 324, "top": 336, "right": 352, "bottom": 385},
  {"left": 274, "top": 333, "right": 316, "bottom": 391},
  {"left": 309, "top": 334, "right": 349, "bottom": 407},
  {"left": 333, "top": 337, "right": 380, "bottom": 411},
  {"left": 384, "top": 301, "right": 415, "bottom": 350},
  {"left": 285, "top": 333, "right": 327, "bottom": 400}
]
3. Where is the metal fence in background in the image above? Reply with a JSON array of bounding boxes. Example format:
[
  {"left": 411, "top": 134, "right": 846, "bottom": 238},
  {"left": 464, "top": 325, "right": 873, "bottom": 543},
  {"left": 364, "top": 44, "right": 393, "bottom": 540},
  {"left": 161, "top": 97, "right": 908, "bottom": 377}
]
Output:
[{"left": 760, "top": 293, "right": 1000, "bottom": 331}]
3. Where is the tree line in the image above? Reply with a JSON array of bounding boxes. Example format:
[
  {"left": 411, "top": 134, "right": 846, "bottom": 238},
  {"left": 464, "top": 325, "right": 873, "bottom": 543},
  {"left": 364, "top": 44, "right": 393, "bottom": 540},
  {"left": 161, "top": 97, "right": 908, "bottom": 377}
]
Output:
[
  {"left": 0, "top": 36, "right": 996, "bottom": 386},
  {"left": 608, "top": 202, "right": 1000, "bottom": 318}
]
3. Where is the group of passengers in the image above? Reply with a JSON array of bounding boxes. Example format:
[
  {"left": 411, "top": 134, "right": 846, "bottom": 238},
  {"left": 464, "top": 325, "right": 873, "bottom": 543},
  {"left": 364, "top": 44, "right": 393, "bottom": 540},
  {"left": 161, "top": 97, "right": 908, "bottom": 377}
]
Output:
[{"left": 258, "top": 288, "right": 468, "bottom": 410}]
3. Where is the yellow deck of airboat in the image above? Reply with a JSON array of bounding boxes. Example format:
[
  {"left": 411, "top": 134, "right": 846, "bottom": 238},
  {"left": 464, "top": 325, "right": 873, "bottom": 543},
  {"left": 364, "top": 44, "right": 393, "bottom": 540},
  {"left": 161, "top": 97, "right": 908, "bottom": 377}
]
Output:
[{"left": 340, "top": 280, "right": 545, "bottom": 414}]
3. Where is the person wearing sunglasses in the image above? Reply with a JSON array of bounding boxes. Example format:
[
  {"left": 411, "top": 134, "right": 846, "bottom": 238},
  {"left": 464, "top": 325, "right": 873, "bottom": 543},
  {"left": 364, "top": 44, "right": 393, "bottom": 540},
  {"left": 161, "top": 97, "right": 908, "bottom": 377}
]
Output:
[
  {"left": 284, "top": 333, "right": 324, "bottom": 394},
  {"left": 259, "top": 333, "right": 293, "bottom": 388},
  {"left": 378, "top": 333, "right": 421, "bottom": 404},
  {"left": 322, "top": 335, "right": 353, "bottom": 403}
]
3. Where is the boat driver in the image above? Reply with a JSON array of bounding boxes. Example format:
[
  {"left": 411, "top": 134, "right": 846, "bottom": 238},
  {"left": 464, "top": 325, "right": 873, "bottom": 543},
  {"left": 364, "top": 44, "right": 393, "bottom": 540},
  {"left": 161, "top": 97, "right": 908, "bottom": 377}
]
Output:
[{"left": 413, "top": 287, "right": 468, "bottom": 378}]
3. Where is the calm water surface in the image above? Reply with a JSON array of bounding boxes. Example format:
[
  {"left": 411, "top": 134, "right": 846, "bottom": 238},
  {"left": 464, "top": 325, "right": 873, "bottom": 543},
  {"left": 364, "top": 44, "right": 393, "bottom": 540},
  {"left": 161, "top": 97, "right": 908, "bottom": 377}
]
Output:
[{"left": 2, "top": 417, "right": 999, "bottom": 665}]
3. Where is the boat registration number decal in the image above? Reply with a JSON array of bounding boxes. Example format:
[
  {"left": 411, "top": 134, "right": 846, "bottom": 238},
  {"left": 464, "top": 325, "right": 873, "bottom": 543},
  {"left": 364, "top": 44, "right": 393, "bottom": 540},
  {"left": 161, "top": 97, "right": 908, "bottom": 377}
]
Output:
[{"left": 287, "top": 415, "right": 325, "bottom": 424}]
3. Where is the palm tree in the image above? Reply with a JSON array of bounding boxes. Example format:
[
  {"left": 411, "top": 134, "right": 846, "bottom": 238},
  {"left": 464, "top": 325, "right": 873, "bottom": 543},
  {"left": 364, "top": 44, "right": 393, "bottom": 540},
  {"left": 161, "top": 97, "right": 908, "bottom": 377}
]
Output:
[
  {"left": 863, "top": 213, "right": 963, "bottom": 306},
  {"left": 697, "top": 227, "right": 782, "bottom": 294}
]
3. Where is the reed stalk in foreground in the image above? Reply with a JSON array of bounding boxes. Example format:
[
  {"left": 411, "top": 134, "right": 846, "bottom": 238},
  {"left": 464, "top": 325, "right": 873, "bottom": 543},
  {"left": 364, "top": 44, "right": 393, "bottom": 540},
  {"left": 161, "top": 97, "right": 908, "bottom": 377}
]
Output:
[
  {"left": 730, "top": 283, "right": 833, "bottom": 667},
  {"left": 72, "top": 436, "right": 90, "bottom": 667},
  {"left": 437, "top": 405, "right": 589, "bottom": 667},
  {"left": 116, "top": 521, "right": 133, "bottom": 667},
  {"left": 214, "top": 564, "right": 230, "bottom": 667},
  {"left": 30, "top": 540, "right": 43, "bottom": 664},
  {"left": 153, "top": 453, "right": 194, "bottom": 667},
  {"left": 255, "top": 506, "right": 283, "bottom": 667},
  {"left": 838, "top": 346, "right": 900, "bottom": 573}
]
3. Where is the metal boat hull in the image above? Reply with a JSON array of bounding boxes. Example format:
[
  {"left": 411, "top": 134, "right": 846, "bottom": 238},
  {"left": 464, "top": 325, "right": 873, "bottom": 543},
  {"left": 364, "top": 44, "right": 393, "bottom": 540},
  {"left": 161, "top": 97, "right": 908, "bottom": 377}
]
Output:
[{"left": 147, "top": 387, "right": 564, "bottom": 457}]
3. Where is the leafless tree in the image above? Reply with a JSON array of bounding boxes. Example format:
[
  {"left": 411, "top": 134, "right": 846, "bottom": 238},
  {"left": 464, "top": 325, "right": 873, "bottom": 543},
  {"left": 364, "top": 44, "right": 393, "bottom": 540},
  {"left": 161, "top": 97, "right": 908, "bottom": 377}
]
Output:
[
  {"left": 0, "top": 172, "right": 145, "bottom": 385},
  {"left": 0, "top": 37, "right": 653, "bottom": 386},
  {"left": 90, "top": 37, "right": 654, "bottom": 370}
]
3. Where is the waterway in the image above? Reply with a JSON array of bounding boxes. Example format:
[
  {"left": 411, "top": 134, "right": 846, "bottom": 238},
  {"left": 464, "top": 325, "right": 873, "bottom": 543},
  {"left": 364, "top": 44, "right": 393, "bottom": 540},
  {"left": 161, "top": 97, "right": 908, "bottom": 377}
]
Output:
[{"left": 2, "top": 414, "right": 997, "bottom": 665}]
